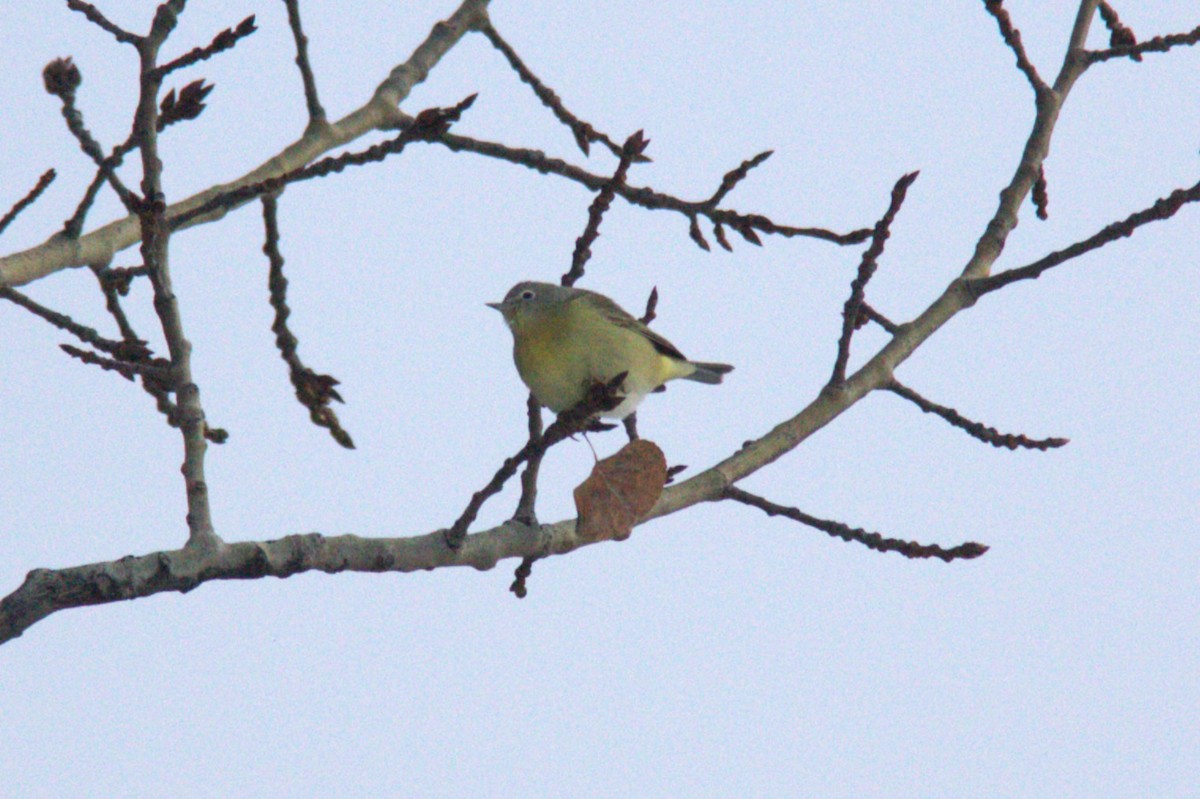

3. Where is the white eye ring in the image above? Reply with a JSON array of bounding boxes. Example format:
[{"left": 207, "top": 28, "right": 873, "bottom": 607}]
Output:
[{"left": 520, "top": 289, "right": 536, "bottom": 300}]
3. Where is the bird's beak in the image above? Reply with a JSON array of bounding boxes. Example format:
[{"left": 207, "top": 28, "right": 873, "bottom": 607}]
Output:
[{"left": 486, "top": 301, "right": 503, "bottom": 311}]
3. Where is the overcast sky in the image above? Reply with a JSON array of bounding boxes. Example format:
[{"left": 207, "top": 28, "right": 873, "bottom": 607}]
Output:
[{"left": 2, "top": 2, "right": 1198, "bottom": 797}]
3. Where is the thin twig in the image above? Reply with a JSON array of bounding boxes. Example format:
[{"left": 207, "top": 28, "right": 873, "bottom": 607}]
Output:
[
  {"left": 509, "top": 555, "right": 537, "bottom": 598},
  {"left": 445, "top": 373, "right": 627, "bottom": 549},
  {"left": 1089, "top": 22, "right": 1200, "bottom": 64},
  {"left": 43, "top": 58, "right": 137, "bottom": 211},
  {"left": 708, "top": 150, "right": 773, "bottom": 207},
  {"left": 562, "top": 130, "right": 648, "bottom": 286},
  {"left": 155, "top": 15, "right": 257, "bottom": 76},
  {"left": 59, "top": 343, "right": 170, "bottom": 381},
  {"left": 983, "top": 0, "right": 1049, "bottom": 94},
  {"left": 282, "top": 0, "right": 326, "bottom": 127},
  {"left": 640, "top": 286, "right": 659, "bottom": 325},
  {"left": 435, "top": 131, "right": 872, "bottom": 247},
  {"left": 725, "top": 487, "right": 988, "bottom": 562},
  {"left": 513, "top": 393, "right": 544, "bottom": 526},
  {"left": 66, "top": 0, "right": 141, "bottom": 45},
  {"left": 481, "top": 21, "right": 639, "bottom": 161},
  {"left": 972, "top": 176, "right": 1200, "bottom": 294},
  {"left": 170, "top": 95, "right": 478, "bottom": 230},
  {"left": 886, "top": 380, "right": 1069, "bottom": 451},
  {"left": 1097, "top": 2, "right": 1140, "bottom": 60},
  {"left": 858, "top": 302, "right": 898, "bottom": 334},
  {"left": 0, "top": 285, "right": 137, "bottom": 356},
  {"left": 263, "top": 195, "right": 353, "bottom": 448},
  {"left": 0, "top": 170, "right": 56, "bottom": 239},
  {"left": 829, "top": 171, "right": 918, "bottom": 386}
]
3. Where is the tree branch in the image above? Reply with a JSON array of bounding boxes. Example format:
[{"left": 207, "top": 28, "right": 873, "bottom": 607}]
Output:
[
  {"left": 282, "top": 0, "right": 326, "bottom": 128},
  {"left": 562, "top": 130, "right": 648, "bottom": 287},
  {"left": 724, "top": 486, "right": 988, "bottom": 561},
  {"left": 829, "top": 171, "right": 918, "bottom": 387},
  {"left": 480, "top": 20, "right": 638, "bottom": 161},
  {"left": 262, "top": 194, "right": 353, "bottom": 449},
  {"left": 0, "top": 169, "right": 56, "bottom": 237},
  {"left": 971, "top": 176, "right": 1200, "bottom": 294},
  {"left": 0, "top": 0, "right": 492, "bottom": 288},
  {"left": 886, "top": 380, "right": 1069, "bottom": 451}
]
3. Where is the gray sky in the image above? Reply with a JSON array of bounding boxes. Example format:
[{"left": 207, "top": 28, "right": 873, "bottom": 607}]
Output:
[{"left": 2, "top": 2, "right": 1198, "bottom": 797}]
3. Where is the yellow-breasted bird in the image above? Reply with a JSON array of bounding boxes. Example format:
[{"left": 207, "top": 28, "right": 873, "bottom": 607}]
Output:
[{"left": 488, "top": 281, "right": 733, "bottom": 419}]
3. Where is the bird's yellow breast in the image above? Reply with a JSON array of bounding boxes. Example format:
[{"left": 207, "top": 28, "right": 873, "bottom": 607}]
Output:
[{"left": 510, "top": 301, "right": 688, "bottom": 412}]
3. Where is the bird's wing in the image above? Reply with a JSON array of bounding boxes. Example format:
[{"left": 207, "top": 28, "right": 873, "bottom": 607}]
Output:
[{"left": 576, "top": 288, "right": 689, "bottom": 361}]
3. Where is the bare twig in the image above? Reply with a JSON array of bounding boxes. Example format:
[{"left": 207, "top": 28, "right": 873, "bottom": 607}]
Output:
[
  {"left": 513, "top": 394, "right": 544, "bottom": 526},
  {"left": 622, "top": 414, "right": 640, "bottom": 442},
  {"left": 480, "top": 21, "right": 639, "bottom": 161},
  {"left": 509, "top": 555, "right": 537, "bottom": 598},
  {"left": 972, "top": 176, "right": 1200, "bottom": 294},
  {"left": 725, "top": 487, "right": 988, "bottom": 562},
  {"left": 262, "top": 195, "right": 354, "bottom": 449},
  {"left": 0, "top": 285, "right": 140, "bottom": 357},
  {"left": 983, "top": 0, "right": 1049, "bottom": 94},
  {"left": 43, "top": 58, "right": 137, "bottom": 211},
  {"left": 445, "top": 373, "right": 627, "bottom": 549},
  {"left": 169, "top": 95, "right": 478, "bottom": 230},
  {"left": 60, "top": 131, "right": 145, "bottom": 239},
  {"left": 708, "top": 151, "right": 773, "bottom": 207},
  {"left": 0, "top": 170, "right": 56, "bottom": 238},
  {"left": 858, "top": 302, "right": 898, "bottom": 334},
  {"left": 1089, "top": 21, "right": 1200, "bottom": 64},
  {"left": 59, "top": 343, "right": 169, "bottom": 381},
  {"left": 1, "top": 0, "right": 492, "bottom": 289},
  {"left": 156, "top": 15, "right": 257, "bottom": 76},
  {"left": 829, "top": 171, "right": 918, "bottom": 386},
  {"left": 436, "top": 132, "right": 872, "bottom": 247},
  {"left": 282, "top": 1, "right": 326, "bottom": 127},
  {"left": 886, "top": 380, "right": 1069, "bottom": 451},
  {"left": 1097, "top": 2, "right": 1140, "bottom": 60},
  {"left": 562, "top": 130, "right": 649, "bottom": 286},
  {"left": 66, "top": 0, "right": 141, "bottom": 45},
  {"left": 137, "top": 0, "right": 221, "bottom": 550},
  {"left": 640, "top": 286, "right": 659, "bottom": 325}
]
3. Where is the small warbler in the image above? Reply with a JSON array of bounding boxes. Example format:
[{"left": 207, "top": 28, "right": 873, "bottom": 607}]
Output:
[{"left": 488, "top": 281, "right": 733, "bottom": 419}]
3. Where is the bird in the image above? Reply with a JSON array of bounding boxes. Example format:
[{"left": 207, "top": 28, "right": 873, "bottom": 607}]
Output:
[{"left": 488, "top": 281, "right": 733, "bottom": 419}]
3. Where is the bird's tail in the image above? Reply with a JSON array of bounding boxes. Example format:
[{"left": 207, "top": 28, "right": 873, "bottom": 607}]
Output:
[{"left": 684, "top": 361, "right": 734, "bottom": 385}]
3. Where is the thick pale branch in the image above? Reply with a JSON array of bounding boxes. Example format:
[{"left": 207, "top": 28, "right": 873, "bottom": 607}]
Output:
[
  {"left": 0, "top": 522, "right": 575, "bottom": 645},
  {"left": 0, "top": 0, "right": 490, "bottom": 288},
  {"left": 648, "top": 6, "right": 1106, "bottom": 521}
]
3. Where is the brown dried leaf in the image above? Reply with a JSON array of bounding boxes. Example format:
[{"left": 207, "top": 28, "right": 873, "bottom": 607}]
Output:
[{"left": 574, "top": 439, "right": 667, "bottom": 543}]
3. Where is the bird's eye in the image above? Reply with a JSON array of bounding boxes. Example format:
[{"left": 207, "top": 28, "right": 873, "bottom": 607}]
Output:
[{"left": 520, "top": 289, "right": 536, "bottom": 300}]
